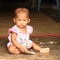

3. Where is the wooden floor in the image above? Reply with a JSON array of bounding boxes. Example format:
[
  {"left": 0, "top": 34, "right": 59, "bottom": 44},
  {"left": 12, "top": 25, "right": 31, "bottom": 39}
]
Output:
[{"left": 0, "top": 12, "right": 60, "bottom": 36}]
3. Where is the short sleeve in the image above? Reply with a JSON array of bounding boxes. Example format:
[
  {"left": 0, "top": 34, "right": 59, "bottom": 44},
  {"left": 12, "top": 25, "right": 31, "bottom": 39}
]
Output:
[
  {"left": 27, "top": 25, "right": 33, "bottom": 34},
  {"left": 8, "top": 27, "right": 18, "bottom": 34}
]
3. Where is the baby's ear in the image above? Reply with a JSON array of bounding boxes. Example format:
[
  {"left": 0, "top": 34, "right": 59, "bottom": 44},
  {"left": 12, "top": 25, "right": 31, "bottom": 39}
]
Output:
[
  {"left": 13, "top": 18, "right": 16, "bottom": 23},
  {"left": 28, "top": 19, "right": 30, "bottom": 23}
]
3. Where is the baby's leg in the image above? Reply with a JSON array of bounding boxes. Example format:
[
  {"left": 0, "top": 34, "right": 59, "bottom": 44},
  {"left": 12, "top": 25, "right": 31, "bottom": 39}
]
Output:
[
  {"left": 32, "top": 42, "right": 41, "bottom": 51},
  {"left": 7, "top": 45, "right": 20, "bottom": 54},
  {"left": 32, "top": 42, "right": 50, "bottom": 53},
  {"left": 7, "top": 45, "right": 31, "bottom": 54}
]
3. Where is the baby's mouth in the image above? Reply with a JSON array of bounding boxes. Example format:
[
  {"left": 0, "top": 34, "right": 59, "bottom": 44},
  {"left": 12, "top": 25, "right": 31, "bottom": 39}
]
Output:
[{"left": 20, "top": 25, "right": 24, "bottom": 26}]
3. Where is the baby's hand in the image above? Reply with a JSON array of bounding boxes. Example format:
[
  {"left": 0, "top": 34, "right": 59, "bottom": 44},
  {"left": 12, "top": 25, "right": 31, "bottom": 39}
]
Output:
[
  {"left": 19, "top": 46, "right": 26, "bottom": 52},
  {"left": 40, "top": 48, "right": 50, "bottom": 53},
  {"left": 29, "top": 51, "right": 35, "bottom": 55},
  {"left": 24, "top": 49, "right": 35, "bottom": 55}
]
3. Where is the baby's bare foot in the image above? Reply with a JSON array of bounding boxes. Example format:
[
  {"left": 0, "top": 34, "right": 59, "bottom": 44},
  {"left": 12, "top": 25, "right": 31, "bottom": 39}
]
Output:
[{"left": 40, "top": 48, "right": 50, "bottom": 53}]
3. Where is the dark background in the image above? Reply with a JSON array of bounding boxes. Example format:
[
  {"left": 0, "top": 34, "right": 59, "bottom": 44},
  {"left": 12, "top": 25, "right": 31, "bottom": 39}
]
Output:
[
  {"left": 0, "top": 0, "right": 57, "bottom": 11},
  {"left": 0, "top": 0, "right": 60, "bottom": 23}
]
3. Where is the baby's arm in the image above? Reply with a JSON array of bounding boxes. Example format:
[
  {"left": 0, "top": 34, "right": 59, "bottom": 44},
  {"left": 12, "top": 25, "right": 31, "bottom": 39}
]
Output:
[{"left": 11, "top": 32, "right": 31, "bottom": 53}]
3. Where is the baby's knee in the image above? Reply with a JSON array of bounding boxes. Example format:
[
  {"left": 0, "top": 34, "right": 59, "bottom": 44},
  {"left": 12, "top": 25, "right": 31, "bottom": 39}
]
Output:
[
  {"left": 8, "top": 47, "right": 20, "bottom": 54},
  {"left": 14, "top": 49, "right": 20, "bottom": 54}
]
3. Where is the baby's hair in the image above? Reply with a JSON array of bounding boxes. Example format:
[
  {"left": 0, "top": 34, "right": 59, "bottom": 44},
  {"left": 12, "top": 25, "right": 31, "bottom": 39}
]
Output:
[{"left": 14, "top": 8, "right": 29, "bottom": 18}]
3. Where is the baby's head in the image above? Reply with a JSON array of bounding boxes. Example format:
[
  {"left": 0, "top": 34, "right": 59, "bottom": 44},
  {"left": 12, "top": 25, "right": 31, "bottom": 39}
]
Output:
[
  {"left": 13, "top": 8, "right": 30, "bottom": 28},
  {"left": 14, "top": 8, "right": 29, "bottom": 18}
]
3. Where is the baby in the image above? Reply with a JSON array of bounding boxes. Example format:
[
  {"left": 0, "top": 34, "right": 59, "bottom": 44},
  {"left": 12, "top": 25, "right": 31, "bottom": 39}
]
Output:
[{"left": 7, "top": 8, "right": 50, "bottom": 54}]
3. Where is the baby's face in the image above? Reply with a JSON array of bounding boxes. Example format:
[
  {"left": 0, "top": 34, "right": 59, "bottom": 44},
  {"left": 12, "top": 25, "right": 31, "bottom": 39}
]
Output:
[{"left": 14, "top": 12, "right": 30, "bottom": 28}]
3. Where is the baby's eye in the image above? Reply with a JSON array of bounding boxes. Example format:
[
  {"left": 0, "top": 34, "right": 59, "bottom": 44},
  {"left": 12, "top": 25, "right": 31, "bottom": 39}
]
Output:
[
  {"left": 23, "top": 20, "right": 26, "bottom": 21},
  {"left": 18, "top": 20, "right": 21, "bottom": 21}
]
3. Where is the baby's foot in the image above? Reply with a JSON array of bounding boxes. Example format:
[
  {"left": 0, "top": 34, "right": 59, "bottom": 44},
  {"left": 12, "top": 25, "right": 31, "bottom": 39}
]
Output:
[{"left": 40, "top": 48, "right": 50, "bottom": 53}]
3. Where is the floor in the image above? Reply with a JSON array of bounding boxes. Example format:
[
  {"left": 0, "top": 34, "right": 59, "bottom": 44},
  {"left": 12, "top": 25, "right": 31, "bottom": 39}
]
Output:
[
  {"left": 0, "top": 36, "right": 60, "bottom": 60},
  {"left": 0, "top": 11, "right": 60, "bottom": 60}
]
